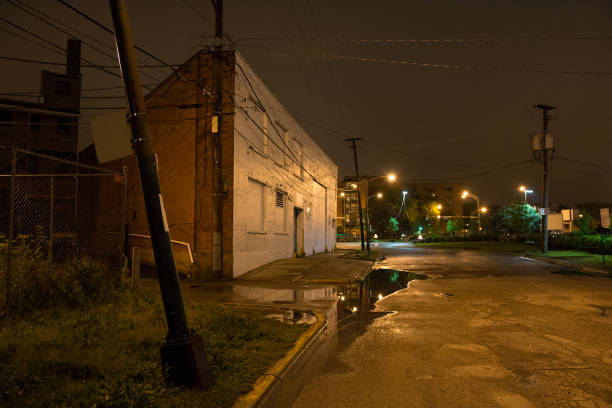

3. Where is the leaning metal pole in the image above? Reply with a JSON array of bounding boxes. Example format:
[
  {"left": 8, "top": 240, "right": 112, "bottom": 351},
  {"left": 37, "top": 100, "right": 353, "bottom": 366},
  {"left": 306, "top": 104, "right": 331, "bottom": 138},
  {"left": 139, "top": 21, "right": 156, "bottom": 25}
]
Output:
[{"left": 108, "top": 0, "right": 212, "bottom": 388}]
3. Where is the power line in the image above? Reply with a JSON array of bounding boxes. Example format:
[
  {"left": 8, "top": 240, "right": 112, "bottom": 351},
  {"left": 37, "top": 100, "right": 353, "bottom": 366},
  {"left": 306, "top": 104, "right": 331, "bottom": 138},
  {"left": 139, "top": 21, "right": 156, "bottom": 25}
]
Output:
[
  {"left": 0, "top": 16, "right": 121, "bottom": 79},
  {"left": 556, "top": 156, "right": 612, "bottom": 171},
  {"left": 177, "top": 0, "right": 214, "bottom": 27},
  {"left": 323, "top": 53, "right": 612, "bottom": 76},
  {"left": 322, "top": 35, "right": 612, "bottom": 44},
  {"left": 271, "top": 0, "right": 313, "bottom": 91},
  {"left": 404, "top": 159, "right": 535, "bottom": 183},
  {"left": 0, "top": 56, "right": 181, "bottom": 69},
  {"left": 7, "top": 0, "right": 166, "bottom": 84},
  {"left": 55, "top": 0, "right": 187, "bottom": 83},
  {"left": 236, "top": 61, "right": 333, "bottom": 188},
  {"left": 0, "top": 84, "right": 153, "bottom": 96},
  {"left": 0, "top": 26, "right": 66, "bottom": 57}
]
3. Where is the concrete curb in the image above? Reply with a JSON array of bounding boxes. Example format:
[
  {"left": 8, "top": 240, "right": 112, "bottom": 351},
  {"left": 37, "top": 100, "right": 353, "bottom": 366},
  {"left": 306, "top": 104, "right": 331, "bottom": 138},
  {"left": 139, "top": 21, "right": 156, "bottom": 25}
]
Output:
[
  {"left": 529, "top": 256, "right": 611, "bottom": 277},
  {"left": 232, "top": 310, "right": 327, "bottom": 408}
]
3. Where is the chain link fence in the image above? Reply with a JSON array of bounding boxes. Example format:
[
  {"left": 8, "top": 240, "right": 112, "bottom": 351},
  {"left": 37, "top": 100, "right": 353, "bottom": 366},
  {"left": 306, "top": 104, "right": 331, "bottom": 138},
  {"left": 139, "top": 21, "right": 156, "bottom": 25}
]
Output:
[{"left": 1, "top": 145, "right": 126, "bottom": 313}]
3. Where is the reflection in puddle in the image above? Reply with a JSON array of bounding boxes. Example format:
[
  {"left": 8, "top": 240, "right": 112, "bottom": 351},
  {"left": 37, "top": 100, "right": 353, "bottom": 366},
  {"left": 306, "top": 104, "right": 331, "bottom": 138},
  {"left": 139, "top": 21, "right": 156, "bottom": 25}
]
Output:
[
  {"left": 265, "top": 310, "right": 318, "bottom": 325},
  {"left": 336, "top": 269, "right": 426, "bottom": 325},
  {"left": 185, "top": 269, "right": 424, "bottom": 328}
]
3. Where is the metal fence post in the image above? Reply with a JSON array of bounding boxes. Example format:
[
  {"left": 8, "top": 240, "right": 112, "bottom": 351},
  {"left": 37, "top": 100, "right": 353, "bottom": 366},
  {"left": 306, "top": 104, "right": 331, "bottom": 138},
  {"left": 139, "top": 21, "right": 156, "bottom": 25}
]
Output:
[
  {"left": 6, "top": 147, "right": 16, "bottom": 311},
  {"left": 49, "top": 176, "right": 54, "bottom": 261},
  {"left": 121, "top": 164, "right": 128, "bottom": 257},
  {"left": 131, "top": 246, "right": 140, "bottom": 289}
]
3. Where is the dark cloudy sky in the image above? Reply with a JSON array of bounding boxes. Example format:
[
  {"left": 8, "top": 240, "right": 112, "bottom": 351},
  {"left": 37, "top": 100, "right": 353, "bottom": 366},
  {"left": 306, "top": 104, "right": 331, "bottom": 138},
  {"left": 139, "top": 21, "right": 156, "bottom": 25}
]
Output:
[{"left": 1, "top": 1, "right": 611, "bottom": 207}]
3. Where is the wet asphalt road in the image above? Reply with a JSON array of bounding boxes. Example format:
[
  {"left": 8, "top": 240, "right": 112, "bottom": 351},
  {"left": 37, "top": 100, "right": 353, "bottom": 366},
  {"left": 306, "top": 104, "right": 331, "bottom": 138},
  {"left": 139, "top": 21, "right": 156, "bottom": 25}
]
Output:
[{"left": 289, "top": 243, "right": 612, "bottom": 408}]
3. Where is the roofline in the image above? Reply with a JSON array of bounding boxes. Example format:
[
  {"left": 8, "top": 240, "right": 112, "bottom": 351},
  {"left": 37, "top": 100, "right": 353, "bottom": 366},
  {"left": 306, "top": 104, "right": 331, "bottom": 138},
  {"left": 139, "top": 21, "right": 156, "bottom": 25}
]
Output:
[{"left": 0, "top": 98, "right": 80, "bottom": 118}]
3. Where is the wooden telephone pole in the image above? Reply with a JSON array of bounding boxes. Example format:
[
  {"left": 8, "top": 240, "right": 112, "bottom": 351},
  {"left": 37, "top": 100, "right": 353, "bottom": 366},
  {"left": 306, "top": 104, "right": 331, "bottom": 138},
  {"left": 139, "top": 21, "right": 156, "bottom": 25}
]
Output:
[
  {"left": 534, "top": 104, "right": 556, "bottom": 253},
  {"left": 212, "top": 0, "right": 224, "bottom": 278}
]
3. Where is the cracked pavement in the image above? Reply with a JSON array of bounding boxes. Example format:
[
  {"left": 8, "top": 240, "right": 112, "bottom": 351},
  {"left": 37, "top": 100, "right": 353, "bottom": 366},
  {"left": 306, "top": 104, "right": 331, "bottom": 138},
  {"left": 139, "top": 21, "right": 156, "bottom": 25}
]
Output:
[{"left": 289, "top": 243, "right": 612, "bottom": 408}]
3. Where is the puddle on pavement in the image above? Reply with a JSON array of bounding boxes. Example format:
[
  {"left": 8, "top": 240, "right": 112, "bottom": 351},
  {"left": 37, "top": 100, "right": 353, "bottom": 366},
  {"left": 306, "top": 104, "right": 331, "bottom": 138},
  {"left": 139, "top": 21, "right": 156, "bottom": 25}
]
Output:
[
  {"left": 335, "top": 269, "right": 426, "bottom": 324},
  {"left": 182, "top": 268, "right": 425, "bottom": 327}
]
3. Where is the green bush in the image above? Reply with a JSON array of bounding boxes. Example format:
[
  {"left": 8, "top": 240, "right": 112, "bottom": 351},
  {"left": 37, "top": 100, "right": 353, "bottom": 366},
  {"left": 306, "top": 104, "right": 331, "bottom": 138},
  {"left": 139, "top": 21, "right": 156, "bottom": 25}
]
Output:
[
  {"left": 549, "top": 233, "right": 611, "bottom": 253},
  {"left": 1, "top": 235, "right": 118, "bottom": 316}
]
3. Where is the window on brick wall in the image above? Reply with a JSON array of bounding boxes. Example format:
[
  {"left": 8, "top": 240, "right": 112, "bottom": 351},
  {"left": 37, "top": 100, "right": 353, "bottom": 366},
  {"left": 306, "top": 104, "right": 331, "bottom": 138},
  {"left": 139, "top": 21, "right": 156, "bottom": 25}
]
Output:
[
  {"left": 275, "top": 189, "right": 287, "bottom": 232},
  {"left": 247, "top": 178, "right": 265, "bottom": 232}
]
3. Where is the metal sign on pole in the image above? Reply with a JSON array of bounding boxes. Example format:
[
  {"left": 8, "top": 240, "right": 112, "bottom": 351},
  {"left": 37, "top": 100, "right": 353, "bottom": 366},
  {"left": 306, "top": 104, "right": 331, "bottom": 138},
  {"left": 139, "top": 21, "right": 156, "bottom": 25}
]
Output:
[{"left": 600, "top": 208, "right": 610, "bottom": 229}]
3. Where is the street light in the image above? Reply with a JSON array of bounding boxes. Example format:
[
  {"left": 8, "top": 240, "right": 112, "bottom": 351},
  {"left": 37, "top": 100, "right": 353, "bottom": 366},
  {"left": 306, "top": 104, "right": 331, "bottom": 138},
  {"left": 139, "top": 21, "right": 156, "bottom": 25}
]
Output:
[
  {"left": 359, "top": 173, "right": 397, "bottom": 254},
  {"left": 461, "top": 190, "right": 481, "bottom": 231},
  {"left": 518, "top": 185, "right": 533, "bottom": 204}
]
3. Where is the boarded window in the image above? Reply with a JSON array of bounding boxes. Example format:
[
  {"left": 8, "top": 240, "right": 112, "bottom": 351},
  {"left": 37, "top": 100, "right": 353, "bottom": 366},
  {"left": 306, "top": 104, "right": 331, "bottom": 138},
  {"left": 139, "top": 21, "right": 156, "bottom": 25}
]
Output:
[{"left": 247, "top": 178, "right": 265, "bottom": 232}]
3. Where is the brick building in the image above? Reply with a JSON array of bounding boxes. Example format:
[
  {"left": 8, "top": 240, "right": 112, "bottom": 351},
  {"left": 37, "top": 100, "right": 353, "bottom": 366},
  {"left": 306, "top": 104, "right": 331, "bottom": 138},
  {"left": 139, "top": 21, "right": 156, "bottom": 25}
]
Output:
[{"left": 110, "top": 50, "right": 337, "bottom": 278}]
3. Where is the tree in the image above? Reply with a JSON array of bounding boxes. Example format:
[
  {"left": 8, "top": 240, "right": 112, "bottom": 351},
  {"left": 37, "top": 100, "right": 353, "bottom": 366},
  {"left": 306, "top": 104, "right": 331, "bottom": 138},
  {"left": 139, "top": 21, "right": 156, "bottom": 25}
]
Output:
[
  {"left": 499, "top": 203, "right": 540, "bottom": 234},
  {"left": 387, "top": 217, "right": 399, "bottom": 238},
  {"left": 574, "top": 209, "right": 595, "bottom": 234},
  {"left": 446, "top": 216, "right": 464, "bottom": 237}
]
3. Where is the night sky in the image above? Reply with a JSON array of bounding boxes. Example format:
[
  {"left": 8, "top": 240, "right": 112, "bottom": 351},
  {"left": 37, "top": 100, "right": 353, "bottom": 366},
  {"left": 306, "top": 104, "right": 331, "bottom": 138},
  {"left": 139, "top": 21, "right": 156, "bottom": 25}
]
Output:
[{"left": 1, "top": 1, "right": 611, "bottom": 207}]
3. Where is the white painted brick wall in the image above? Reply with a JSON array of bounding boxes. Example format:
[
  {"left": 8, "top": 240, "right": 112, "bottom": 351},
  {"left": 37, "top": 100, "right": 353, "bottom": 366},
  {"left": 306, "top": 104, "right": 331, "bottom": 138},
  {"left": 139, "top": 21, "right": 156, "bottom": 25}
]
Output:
[{"left": 232, "top": 53, "right": 337, "bottom": 277}]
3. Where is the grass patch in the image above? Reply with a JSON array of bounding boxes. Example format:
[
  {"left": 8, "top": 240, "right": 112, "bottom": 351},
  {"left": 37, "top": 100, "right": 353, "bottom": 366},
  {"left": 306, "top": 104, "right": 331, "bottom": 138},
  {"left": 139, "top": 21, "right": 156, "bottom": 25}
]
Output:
[
  {"left": 528, "top": 250, "right": 612, "bottom": 272},
  {"left": 0, "top": 290, "right": 309, "bottom": 407},
  {"left": 414, "top": 241, "right": 534, "bottom": 254}
]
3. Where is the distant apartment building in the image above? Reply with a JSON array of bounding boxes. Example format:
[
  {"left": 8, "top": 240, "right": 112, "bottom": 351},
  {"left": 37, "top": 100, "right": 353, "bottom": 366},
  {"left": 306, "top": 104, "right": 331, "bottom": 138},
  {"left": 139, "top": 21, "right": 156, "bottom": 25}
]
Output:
[
  {"left": 336, "top": 178, "right": 361, "bottom": 241},
  {"left": 100, "top": 50, "right": 337, "bottom": 278}
]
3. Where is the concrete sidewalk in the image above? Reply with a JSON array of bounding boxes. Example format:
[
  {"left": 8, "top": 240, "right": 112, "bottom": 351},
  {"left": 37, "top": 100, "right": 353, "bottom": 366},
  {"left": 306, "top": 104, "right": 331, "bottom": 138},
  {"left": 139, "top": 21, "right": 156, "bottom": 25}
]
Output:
[{"left": 237, "top": 249, "right": 374, "bottom": 284}]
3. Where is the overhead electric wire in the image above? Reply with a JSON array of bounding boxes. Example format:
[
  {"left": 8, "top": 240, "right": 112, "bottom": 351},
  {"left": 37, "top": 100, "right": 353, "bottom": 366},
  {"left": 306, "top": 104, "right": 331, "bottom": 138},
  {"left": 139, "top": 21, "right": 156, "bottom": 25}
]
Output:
[
  {"left": 177, "top": 0, "right": 214, "bottom": 27},
  {"left": 405, "top": 159, "right": 535, "bottom": 183},
  {"left": 236, "top": 61, "right": 333, "bottom": 188},
  {"left": 0, "top": 84, "right": 153, "bottom": 97},
  {"left": 6, "top": 0, "right": 165, "bottom": 85},
  {"left": 0, "top": 24, "right": 66, "bottom": 57},
  {"left": 271, "top": 0, "right": 313, "bottom": 91},
  {"left": 289, "top": 0, "right": 355, "bottom": 143},
  {"left": 322, "top": 35, "right": 612, "bottom": 43},
  {"left": 0, "top": 56, "right": 181, "bottom": 69},
  {"left": 323, "top": 53, "right": 612, "bottom": 76},
  {"left": 55, "top": 0, "right": 188, "bottom": 84},
  {"left": 0, "top": 16, "right": 121, "bottom": 79},
  {"left": 555, "top": 156, "right": 612, "bottom": 171},
  {"left": 306, "top": 0, "right": 362, "bottom": 141}
]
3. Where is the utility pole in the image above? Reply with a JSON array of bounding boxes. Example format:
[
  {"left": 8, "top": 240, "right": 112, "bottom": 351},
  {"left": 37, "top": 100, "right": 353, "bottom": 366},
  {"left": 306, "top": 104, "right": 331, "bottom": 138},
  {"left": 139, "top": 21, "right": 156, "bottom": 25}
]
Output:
[
  {"left": 345, "top": 138, "right": 365, "bottom": 251},
  {"left": 108, "top": 0, "right": 213, "bottom": 388},
  {"left": 534, "top": 104, "right": 556, "bottom": 253},
  {"left": 211, "top": 0, "right": 224, "bottom": 278}
]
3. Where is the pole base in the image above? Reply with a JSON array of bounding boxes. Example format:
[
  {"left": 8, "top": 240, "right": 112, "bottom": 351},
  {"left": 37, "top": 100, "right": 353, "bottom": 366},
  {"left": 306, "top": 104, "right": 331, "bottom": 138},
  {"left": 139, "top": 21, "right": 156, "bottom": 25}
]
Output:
[{"left": 160, "top": 333, "right": 213, "bottom": 389}]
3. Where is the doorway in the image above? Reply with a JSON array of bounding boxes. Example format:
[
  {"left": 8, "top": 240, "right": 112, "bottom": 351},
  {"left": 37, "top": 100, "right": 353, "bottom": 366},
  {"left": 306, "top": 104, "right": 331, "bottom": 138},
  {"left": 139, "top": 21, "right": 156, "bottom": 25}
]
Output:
[{"left": 294, "top": 207, "right": 304, "bottom": 257}]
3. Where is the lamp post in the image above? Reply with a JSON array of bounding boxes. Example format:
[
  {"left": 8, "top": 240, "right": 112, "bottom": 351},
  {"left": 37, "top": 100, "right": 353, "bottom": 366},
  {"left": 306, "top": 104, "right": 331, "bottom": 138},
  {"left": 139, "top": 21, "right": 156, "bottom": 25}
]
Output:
[
  {"left": 366, "top": 192, "right": 383, "bottom": 249},
  {"left": 361, "top": 173, "right": 396, "bottom": 255},
  {"left": 461, "top": 190, "right": 481, "bottom": 231},
  {"left": 518, "top": 185, "right": 533, "bottom": 205}
]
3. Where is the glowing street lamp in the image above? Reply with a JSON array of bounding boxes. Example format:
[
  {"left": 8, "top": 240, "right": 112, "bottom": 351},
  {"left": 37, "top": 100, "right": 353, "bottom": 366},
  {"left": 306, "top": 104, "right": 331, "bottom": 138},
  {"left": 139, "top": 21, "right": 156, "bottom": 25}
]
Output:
[
  {"left": 360, "top": 173, "right": 398, "bottom": 254},
  {"left": 480, "top": 206, "right": 488, "bottom": 213},
  {"left": 518, "top": 185, "right": 533, "bottom": 204},
  {"left": 461, "top": 190, "right": 481, "bottom": 230}
]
